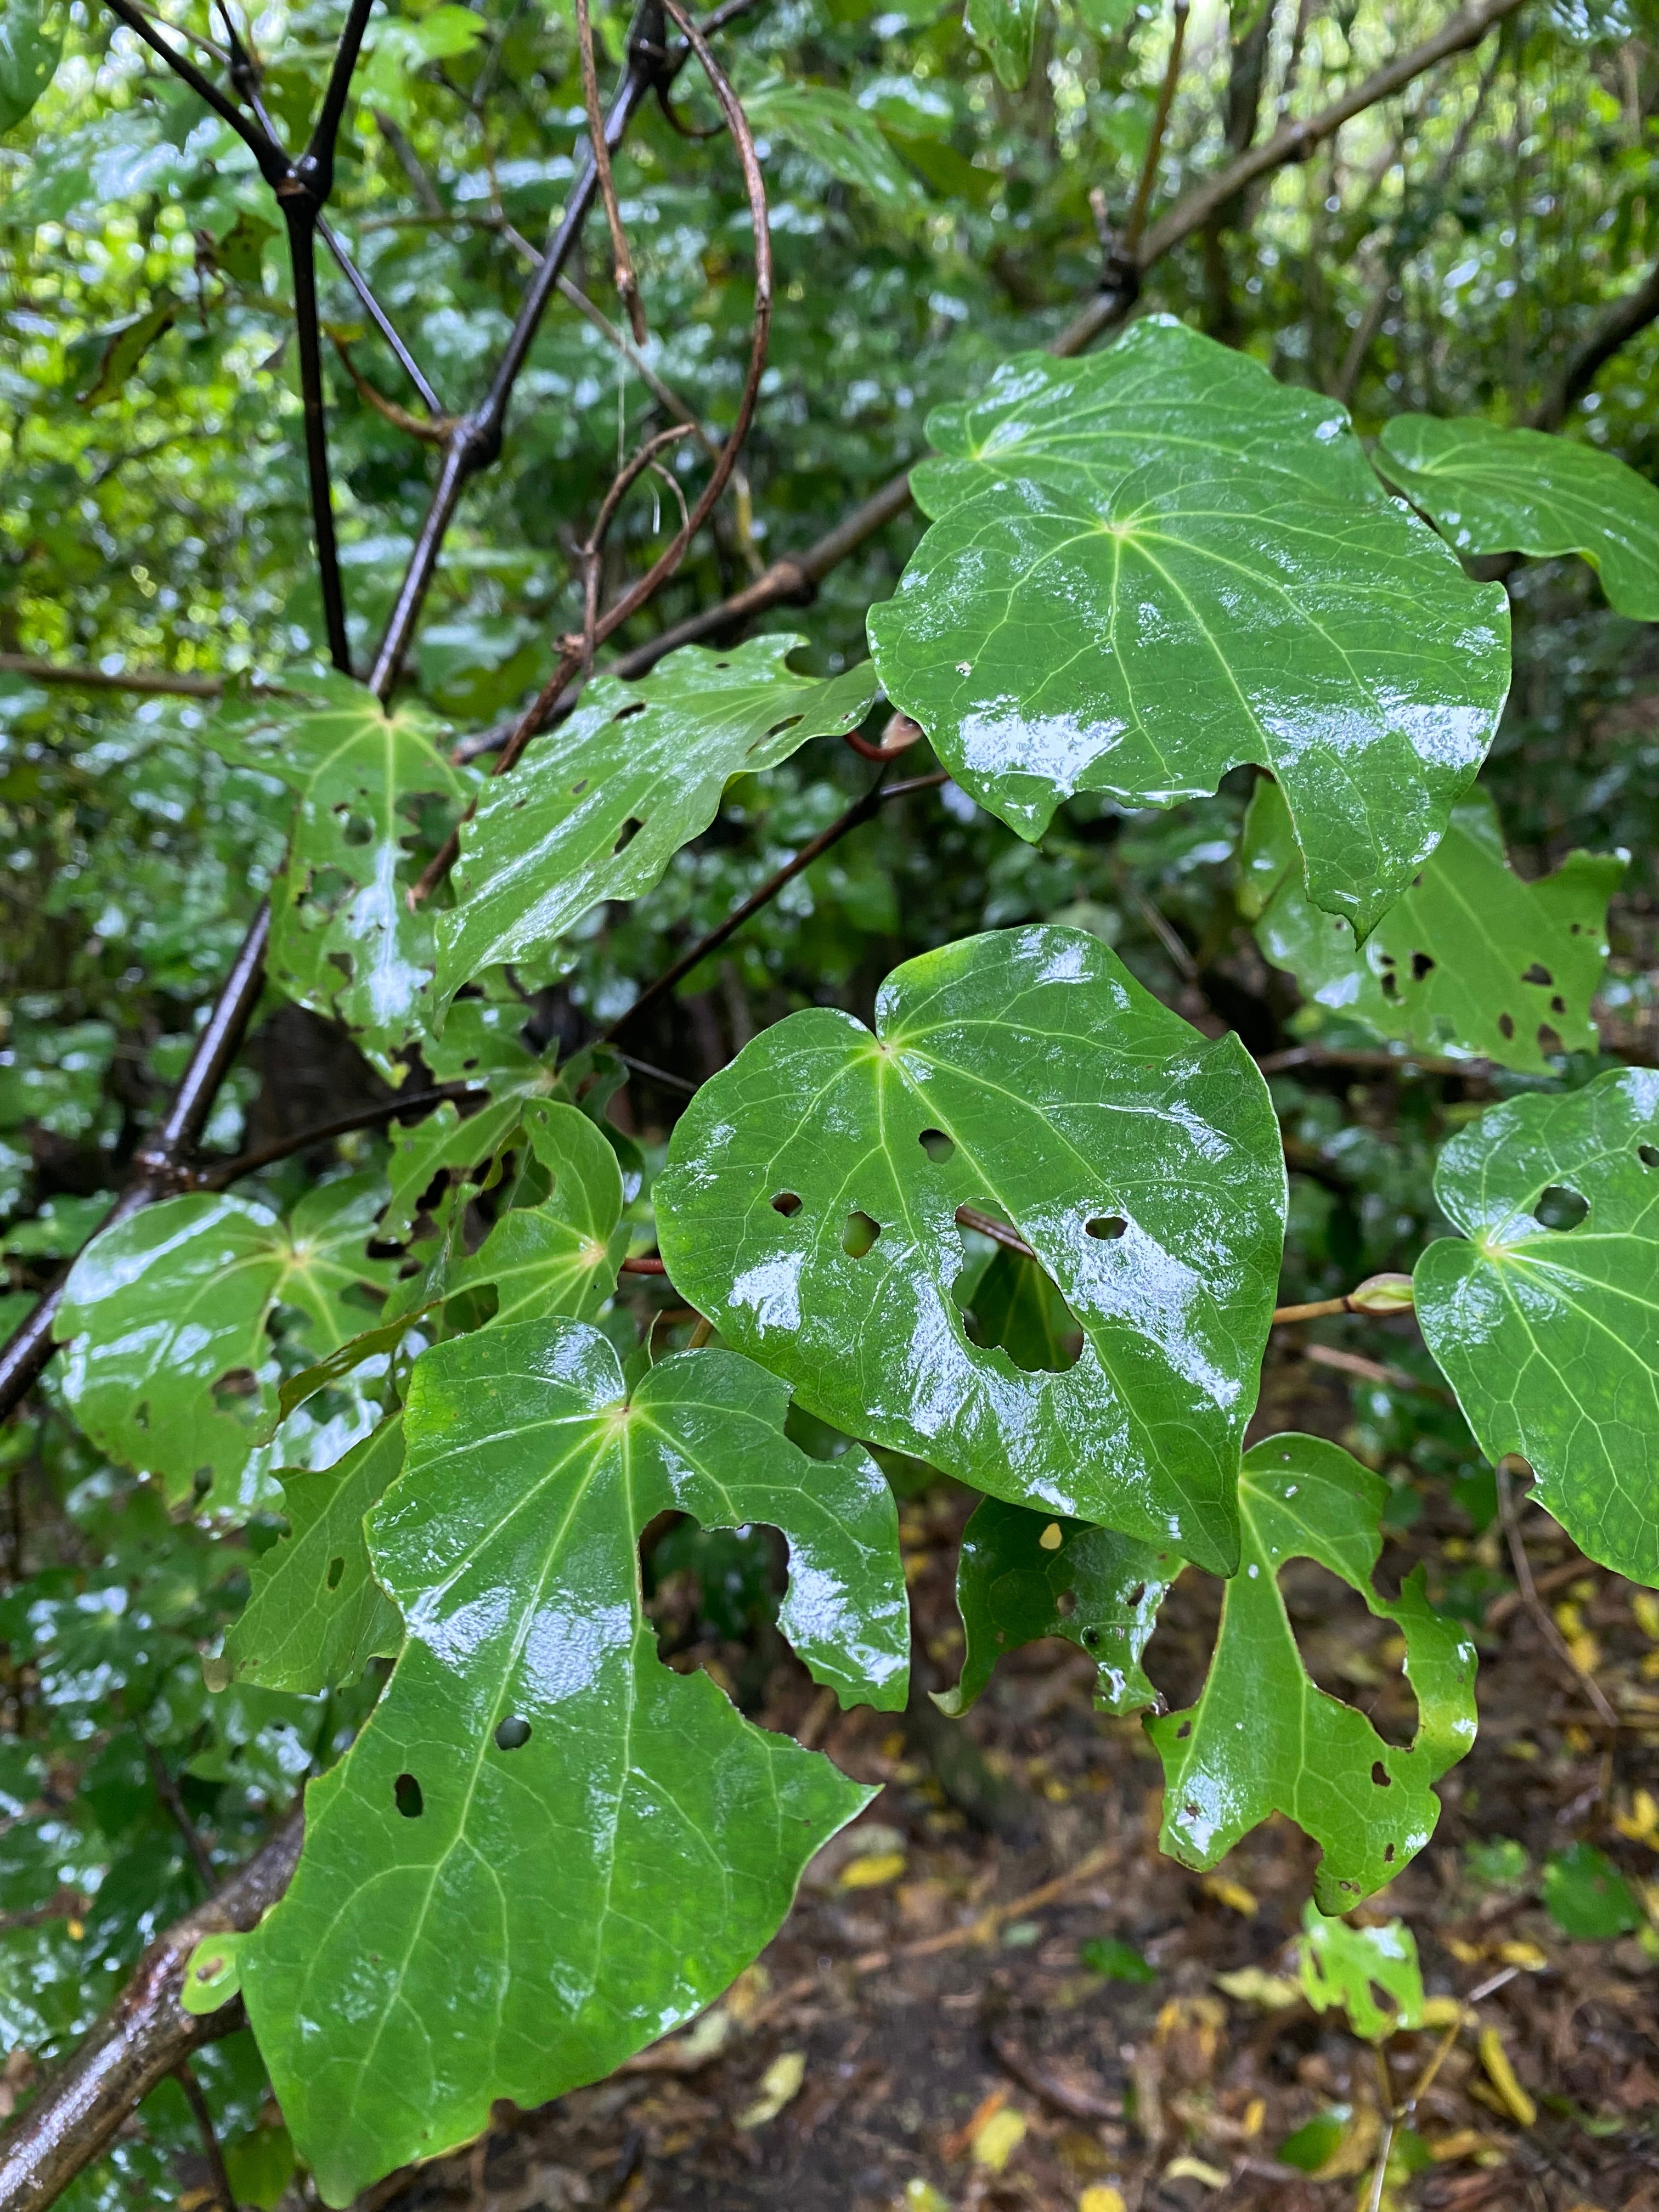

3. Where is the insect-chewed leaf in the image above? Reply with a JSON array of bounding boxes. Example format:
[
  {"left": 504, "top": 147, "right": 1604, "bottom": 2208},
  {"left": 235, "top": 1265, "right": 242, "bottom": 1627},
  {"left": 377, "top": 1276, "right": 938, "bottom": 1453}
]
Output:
[
  {"left": 1297, "top": 1902, "right": 1425, "bottom": 2041},
  {"left": 935, "top": 1494, "right": 1177, "bottom": 1717},
  {"left": 656, "top": 924, "right": 1286, "bottom": 1575},
  {"left": 380, "top": 998, "right": 560, "bottom": 1242},
  {"left": 202, "top": 672, "right": 470, "bottom": 1077},
  {"left": 442, "top": 1101, "right": 628, "bottom": 1324},
  {"left": 238, "top": 1325, "right": 906, "bottom": 2204},
  {"left": 436, "top": 639, "right": 878, "bottom": 1005},
  {"left": 221, "top": 1415, "right": 404, "bottom": 1694},
  {"left": 866, "top": 319, "right": 1510, "bottom": 936},
  {"left": 1147, "top": 1435, "right": 1477, "bottom": 1908},
  {"left": 1241, "top": 778, "right": 1623, "bottom": 1073},
  {"left": 55, "top": 1177, "right": 398, "bottom": 1507},
  {"left": 1375, "top": 413, "right": 1659, "bottom": 620},
  {"left": 1414, "top": 1067, "right": 1659, "bottom": 1587}
]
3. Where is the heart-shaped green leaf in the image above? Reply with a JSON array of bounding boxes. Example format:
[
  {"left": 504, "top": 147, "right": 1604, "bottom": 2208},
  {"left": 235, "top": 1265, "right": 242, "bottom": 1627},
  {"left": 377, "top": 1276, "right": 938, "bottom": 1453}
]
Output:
[
  {"left": 204, "top": 673, "right": 470, "bottom": 1078},
  {"left": 381, "top": 998, "right": 561, "bottom": 1242},
  {"left": 436, "top": 639, "right": 878, "bottom": 1005},
  {"left": 1375, "top": 413, "right": 1659, "bottom": 619},
  {"left": 444, "top": 1101, "right": 628, "bottom": 1324},
  {"left": 56, "top": 1177, "right": 398, "bottom": 1505},
  {"left": 1241, "top": 777, "right": 1623, "bottom": 1073},
  {"left": 1147, "top": 1434, "right": 1477, "bottom": 1908},
  {"left": 867, "top": 319, "right": 1511, "bottom": 935},
  {"left": 239, "top": 1325, "right": 906, "bottom": 2204},
  {"left": 221, "top": 1414, "right": 405, "bottom": 1694},
  {"left": 935, "top": 1494, "right": 1177, "bottom": 1716},
  {"left": 656, "top": 925, "right": 1287, "bottom": 1574},
  {"left": 1414, "top": 1068, "right": 1659, "bottom": 1587}
]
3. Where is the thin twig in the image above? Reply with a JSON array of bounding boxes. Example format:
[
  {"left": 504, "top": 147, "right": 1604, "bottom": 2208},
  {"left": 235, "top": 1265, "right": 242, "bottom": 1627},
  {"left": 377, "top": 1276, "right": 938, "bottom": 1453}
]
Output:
[
  {"left": 142, "top": 1738, "right": 216, "bottom": 1891},
  {"left": 578, "top": 0, "right": 650, "bottom": 343},
  {"left": 332, "top": 336, "right": 455, "bottom": 442},
  {"left": 193, "top": 1085, "right": 476, "bottom": 1189},
  {"left": 99, "top": 0, "right": 285, "bottom": 181},
  {"left": 1124, "top": 0, "right": 1190, "bottom": 252},
  {"left": 1496, "top": 1458, "right": 1619, "bottom": 1729},
  {"left": 0, "top": 653, "right": 225, "bottom": 697},
  {"left": 173, "top": 2062, "right": 236, "bottom": 2212}
]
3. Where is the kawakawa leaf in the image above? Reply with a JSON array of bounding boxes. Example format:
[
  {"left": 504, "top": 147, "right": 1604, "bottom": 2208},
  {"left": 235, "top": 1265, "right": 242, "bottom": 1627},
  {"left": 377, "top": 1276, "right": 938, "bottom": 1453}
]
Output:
[
  {"left": 1298, "top": 1903, "right": 1425, "bottom": 2041},
  {"left": 656, "top": 925, "right": 1286, "bottom": 1574},
  {"left": 1240, "top": 777, "right": 1623, "bottom": 1073},
  {"left": 239, "top": 1325, "right": 907, "bottom": 2204},
  {"left": 56, "top": 1177, "right": 398, "bottom": 1505},
  {"left": 1148, "top": 1435, "right": 1477, "bottom": 1908},
  {"left": 1414, "top": 1067, "right": 1659, "bottom": 1588},
  {"left": 221, "top": 1414, "right": 404, "bottom": 1693},
  {"left": 444, "top": 1100, "right": 628, "bottom": 1324},
  {"left": 1375, "top": 413, "right": 1659, "bottom": 620},
  {"left": 742, "top": 79, "right": 922, "bottom": 206},
  {"left": 204, "top": 672, "right": 470, "bottom": 1078},
  {"left": 381, "top": 997, "right": 560, "bottom": 1241},
  {"left": 963, "top": 0, "right": 1040, "bottom": 85},
  {"left": 436, "top": 638, "right": 878, "bottom": 1003},
  {"left": 935, "top": 1494, "right": 1177, "bottom": 1716},
  {"left": 867, "top": 318, "right": 1510, "bottom": 936}
]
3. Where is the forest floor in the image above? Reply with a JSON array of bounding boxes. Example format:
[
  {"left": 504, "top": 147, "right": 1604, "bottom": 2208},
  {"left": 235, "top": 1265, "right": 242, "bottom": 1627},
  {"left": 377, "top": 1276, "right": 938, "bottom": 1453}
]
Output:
[{"left": 347, "top": 1358, "right": 1659, "bottom": 2212}]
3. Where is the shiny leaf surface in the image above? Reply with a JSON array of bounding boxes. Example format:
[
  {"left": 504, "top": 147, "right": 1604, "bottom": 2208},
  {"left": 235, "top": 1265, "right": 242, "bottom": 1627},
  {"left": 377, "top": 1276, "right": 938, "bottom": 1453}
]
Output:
[
  {"left": 436, "top": 639, "right": 878, "bottom": 1003},
  {"left": 445, "top": 1100, "right": 628, "bottom": 1324},
  {"left": 381, "top": 998, "right": 561, "bottom": 1242},
  {"left": 1147, "top": 1435, "right": 1478, "bottom": 1908},
  {"left": 1414, "top": 1068, "right": 1659, "bottom": 1587},
  {"left": 867, "top": 319, "right": 1510, "bottom": 935},
  {"left": 962, "top": 0, "right": 1040, "bottom": 87},
  {"left": 239, "top": 1325, "right": 906, "bottom": 2203},
  {"left": 656, "top": 925, "right": 1287, "bottom": 1573},
  {"left": 1241, "top": 778, "right": 1622, "bottom": 1072},
  {"left": 742, "top": 80, "right": 922, "bottom": 206},
  {"left": 1376, "top": 413, "right": 1659, "bottom": 619}
]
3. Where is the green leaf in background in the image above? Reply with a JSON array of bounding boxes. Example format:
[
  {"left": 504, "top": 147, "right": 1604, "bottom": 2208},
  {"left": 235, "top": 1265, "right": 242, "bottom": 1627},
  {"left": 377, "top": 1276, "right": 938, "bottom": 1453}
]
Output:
[
  {"left": 220, "top": 1415, "right": 404, "bottom": 1694},
  {"left": 55, "top": 1178, "right": 397, "bottom": 1506},
  {"left": 380, "top": 998, "right": 561, "bottom": 1242},
  {"left": 1240, "top": 777, "right": 1623, "bottom": 1073},
  {"left": 1, "top": 1192, "right": 112, "bottom": 1257},
  {"left": 76, "top": 289, "right": 180, "bottom": 409},
  {"left": 444, "top": 1101, "right": 628, "bottom": 1324},
  {"left": 657, "top": 925, "right": 1286, "bottom": 1575},
  {"left": 1375, "top": 413, "right": 1659, "bottom": 620},
  {"left": 204, "top": 673, "right": 470, "bottom": 1079},
  {"left": 935, "top": 1494, "right": 1177, "bottom": 1715},
  {"left": 0, "top": 0, "right": 59, "bottom": 137},
  {"left": 1542, "top": 1841, "right": 1643, "bottom": 1938},
  {"left": 1297, "top": 1903, "right": 1426, "bottom": 2039},
  {"left": 867, "top": 318, "right": 1511, "bottom": 936},
  {"left": 239, "top": 1325, "right": 907, "bottom": 2204},
  {"left": 743, "top": 79, "right": 923, "bottom": 206},
  {"left": 212, "top": 209, "right": 276, "bottom": 286},
  {"left": 437, "top": 640, "right": 877, "bottom": 1006},
  {"left": 1147, "top": 1435, "right": 1478, "bottom": 1907},
  {"left": 1079, "top": 1935, "right": 1156, "bottom": 1982},
  {"left": 1415, "top": 1068, "right": 1659, "bottom": 1588},
  {"left": 962, "top": 0, "right": 1040, "bottom": 87}
]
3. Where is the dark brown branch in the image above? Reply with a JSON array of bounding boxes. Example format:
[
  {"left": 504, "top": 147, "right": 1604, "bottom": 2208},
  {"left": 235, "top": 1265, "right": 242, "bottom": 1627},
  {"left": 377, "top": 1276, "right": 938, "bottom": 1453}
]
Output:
[
  {"left": 301, "top": 0, "right": 377, "bottom": 203},
  {"left": 1533, "top": 253, "right": 1659, "bottom": 431},
  {"left": 1122, "top": 0, "right": 1189, "bottom": 253},
  {"left": 172, "top": 2063, "right": 234, "bottom": 2212},
  {"left": 141, "top": 1739, "right": 217, "bottom": 1892},
  {"left": 99, "top": 0, "right": 285, "bottom": 182},
  {"left": 0, "top": 1807, "right": 302, "bottom": 2212},
  {"left": 318, "top": 215, "right": 446, "bottom": 416},
  {"left": 0, "top": 653, "right": 225, "bottom": 697},
  {"left": 332, "top": 335, "right": 455, "bottom": 442},
  {"left": 282, "top": 203, "right": 352, "bottom": 673},
  {"left": 192, "top": 1084, "right": 475, "bottom": 1189},
  {"left": 578, "top": 0, "right": 650, "bottom": 343}
]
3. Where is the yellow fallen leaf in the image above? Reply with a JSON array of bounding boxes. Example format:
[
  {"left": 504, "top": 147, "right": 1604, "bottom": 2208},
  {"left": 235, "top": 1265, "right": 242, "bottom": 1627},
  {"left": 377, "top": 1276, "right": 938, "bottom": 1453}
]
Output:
[
  {"left": 1038, "top": 1521, "right": 1063, "bottom": 1550},
  {"left": 1567, "top": 1632, "right": 1602, "bottom": 1675},
  {"left": 1479, "top": 2027, "right": 1537, "bottom": 2128},
  {"left": 840, "top": 1851, "right": 906, "bottom": 1889},
  {"left": 1161, "top": 2155, "right": 1229, "bottom": 2190},
  {"left": 1553, "top": 1600, "right": 1585, "bottom": 1640},
  {"left": 1634, "top": 1592, "right": 1659, "bottom": 1640},
  {"left": 1078, "top": 2188, "right": 1126, "bottom": 2212},
  {"left": 902, "top": 2182, "right": 951, "bottom": 2212},
  {"left": 1200, "top": 1874, "right": 1258, "bottom": 1917},
  {"left": 1496, "top": 1939, "right": 1548, "bottom": 1968},
  {"left": 1613, "top": 1789, "right": 1659, "bottom": 1849},
  {"left": 736, "top": 2049, "right": 806, "bottom": 2129},
  {"left": 970, "top": 2107, "right": 1028, "bottom": 2172},
  {"left": 1429, "top": 2128, "right": 1493, "bottom": 2163},
  {"left": 724, "top": 1964, "right": 771, "bottom": 2023},
  {"left": 1213, "top": 1966, "right": 1300, "bottom": 2009},
  {"left": 1420, "top": 1996, "right": 1464, "bottom": 2027},
  {"left": 1442, "top": 1935, "right": 1484, "bottom": 1964},
  {"left": 1241, "top": 2096, "right": 1265, "bottom": 2137}
]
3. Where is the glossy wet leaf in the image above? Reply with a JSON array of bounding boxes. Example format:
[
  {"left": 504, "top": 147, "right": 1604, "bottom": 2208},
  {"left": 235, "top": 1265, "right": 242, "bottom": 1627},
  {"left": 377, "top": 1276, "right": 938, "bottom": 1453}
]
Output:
[
  {"left": 657, "top": 925, "right": 1286, "bottom": 1574},
  {"left": 742, "top": 80, "right": 922, "bottom": 206},
  {"left": 1375, "top": 413, "right": 1659, "bottom": 619},
  {"left": 1542, "top": 1842, "right": 1643, "bottom": 1939},
  {"left": 204, "top": 673, "right": 469, "bottom": 1079},
  {"left": 437, "top": 639, "right": 878, "bottom": 1004},
  {"left": 444, "top": 1101, "right": 628, "bottom": 1324},
  {"left": 1415, "top": 1068, "right": 1659, "bottom": 1587},
  {"left": 867, "top": 318, "right": 1510, "bottom": 936},
  {"left": 962, "top": 0, "right": 1039, "bottom": 86},
  {"left": 239, "top": 1325, "right": 906, "bottom": 2203},
  {"left": 935, "top": 1494, "right": 1177, "bottom": 1716},
  {"left": 56, "top": 1178, "right": 397, "bottom": 1505},
  {"left": 381, "top": 997, "right": 561, "bottom": 1242},
  {"left": 1297, "top": 1903, "right": 1425, "bottom": 2040},
  {"left": 1147, "top": 1434, "right": 1477, "bottom": 1908},
  {"left": 1241, "top": 778, "right": 1622, "bottom": 1073},
  {"left": 221, "top": 1416, "right": 405, "bottom": 1694},
  {"left": 0, "top": 0, "right": 61, "bottom": 134}
]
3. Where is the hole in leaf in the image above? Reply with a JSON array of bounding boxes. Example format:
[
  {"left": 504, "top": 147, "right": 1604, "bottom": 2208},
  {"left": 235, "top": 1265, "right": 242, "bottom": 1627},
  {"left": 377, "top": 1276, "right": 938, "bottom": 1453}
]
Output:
[
  {"left": 1498, "top": 1012, "right": 1515, "bottom": 1040},
  {"left": 394, "top": 1773, "right": 424, "bottom": 1818},
  {"left": 1534, "top": 1184, "right": 1588, "bottom": 1231},
  {"left": 1379, "top": 970, "right": 1399, "bottom": 1001},
  {"left": 571, "top": 778, "right": 588, "bottom": 795},
  {"left": 1176, "top": 1719, "right": 1192, "bottom": 1740},
  {"left": 1372, "top": 1760, "right": 1391, "bottom": 1788},
  {"left": 325, "top": 1555, "right": 345, "bottom": 1592},
  {"left": 1550, "top": 995, "right": 1566, "bottom": 1015},
  {"left": 612, "top": 816, "right": 645, "bottom": 856},
  {"left": 211, "top": 1367, "right": 259, "bottom": 1413},
  {"left": 843, "top": 1210, "right": 881, "bottom": 1258},
  {"left": 918, "top": 1128, "right": 954, "bottom": 1163},
  {"left": 1055, "top": 1589, "right": 1077, "bottom": 1617},
  {"left": 494, "top": 1716, "right": 531, "bottom": 1751},
  {"left": 1384, "top": 1842, "right": 1396, "bottom": 1863},
  {"left": 1640, "top": 1144, "right": 1659, "bottom": 1169},
  {"left": 771, "top": 1191, "right": 802, "bottom": 1217},
  {"left": 1086, "top": 1216, "right": 1127, "bottom": 1240},
  {"left": 961, "top": 1240, "right": 1084, "bottom": 1373},
  {"left": 1521, "top": 962, "right": 1553, "bottom": 987},
  {"left": 1537, "top": 1023, "right": 1563, "bottom": 1057},
  {"left": 613, "top": 701, "right": 647, "bottom": 723},
  {"left": 1410, "top": 951, "right": 1435, "bottom": 981},
  {"left": 1368, "top": 1980, "right": 1398, "bottom": 2021},
  {"left": 134, "top": 1400, "right": 150, "bottom": 1431},
  {"left": 1080, "top": 1626, "right": 1101, "bottom": 1649},
  {"left": 1278, "top": 1559, "right": 1418, "bottom": 1748},
  {"left": 338, "top": 810, "right": 374, "bottom": 848}
]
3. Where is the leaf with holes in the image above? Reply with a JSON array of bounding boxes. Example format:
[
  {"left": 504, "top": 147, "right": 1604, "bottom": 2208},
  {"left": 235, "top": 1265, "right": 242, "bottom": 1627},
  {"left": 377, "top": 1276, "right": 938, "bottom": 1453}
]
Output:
[
  {"left": 1414, "top": 1067, "right": 1659, "bottom": 1587},
  {"left": 381, "top": 998, "right": 561, "bottom": 1242},
  {"left": 435, "top": 639, "right": 878, "bottom": 1005},
  {"left": 935, "top": 1494, "right": 1177, "bottom": 1716},
  {"left": 866, "top": 319, "right": 1510, "bottom": 936},
  {"left": 1375, "top": 413, "right": 1659, "bottom": 620},
  {"left": 203, "top": 672, "right": 470, "bottom": 1079},
  {"left": 1297, "top": 1903, "right": 1425, "bottom": 2041},
  {"left": 442, "top": 1101, "right": 628, "bottom": 1324},
  {"left": 1147, "top": 1435, "right": 1477, "bottom": 1908},
  {"left": 55, "top": 1177, "right": 399, "bottom": 1507},
  {"left": 656, "top": 925, "right": 1286, "bottom": 1575},
  {"left": 221, "top": 1415, "right": 404, "bottom": 1694},
  {"left": 237, "top": 1325, "right": 907, "bottom": 2203},
  {"left": 962, "top": 0, "right": 1040, "bottom": 84},
  {"left": 1240, "top": 778, "right": 1622, "bottom": 1073}
]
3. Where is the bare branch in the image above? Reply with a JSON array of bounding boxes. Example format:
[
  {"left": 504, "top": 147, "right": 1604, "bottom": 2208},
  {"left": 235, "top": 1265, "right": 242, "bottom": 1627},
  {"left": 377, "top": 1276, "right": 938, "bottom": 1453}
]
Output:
[
  {"left": 0, "top": 653, "right": 224, "bottom": 697},
  {"left": 172, "top": 2064, "right": 235, "bottom": 2212},
  {"left": 1122, "top": 0, "right": 1190, "bottom": 254},
  {"left": 332, "top": 334, "right": 455, "bottom": 442},
  {"left": 1533, "top": 253, "right": 1659, "bottom": 431},
  {"left": 578, "top": 0, "right": 650, "bottom": 343},
  {"left": 318, "top": 215, "right": 446, "bottom": 415},
  {"left": 283, "top": 210, "right": 353, "bottom": 672},
  {"left": 99, "top": 0, "right": 285, "bottom": 183}
]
